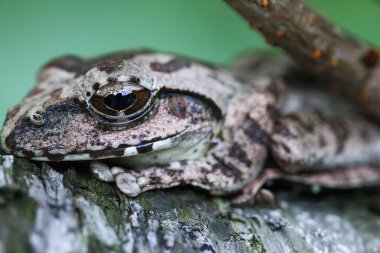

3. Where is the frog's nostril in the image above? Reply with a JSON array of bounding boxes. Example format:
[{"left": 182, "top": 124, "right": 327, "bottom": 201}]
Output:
[{"left": 103, "top": 92, "right": 136, "bottom": 111}]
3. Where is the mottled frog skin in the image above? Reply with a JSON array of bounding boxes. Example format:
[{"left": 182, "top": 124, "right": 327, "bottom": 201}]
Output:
[{"left": 1, "top": 51, "right": 380, "bottom": 202}]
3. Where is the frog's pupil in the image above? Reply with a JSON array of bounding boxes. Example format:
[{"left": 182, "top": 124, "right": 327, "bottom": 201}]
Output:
[{"left": 104, "top": 92, "right": 136, "bottom": 111}]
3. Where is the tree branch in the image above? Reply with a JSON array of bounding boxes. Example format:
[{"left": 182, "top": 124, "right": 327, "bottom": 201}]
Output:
[{"left": 224, "top": 0, "right": 380, "bottom": 120}]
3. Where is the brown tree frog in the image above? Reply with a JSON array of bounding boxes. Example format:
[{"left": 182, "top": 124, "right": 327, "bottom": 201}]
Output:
[{"left": 1, "top": 51, "right": 380, "bottom": 203}]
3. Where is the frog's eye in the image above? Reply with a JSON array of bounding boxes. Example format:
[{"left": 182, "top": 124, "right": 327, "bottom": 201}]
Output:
[
  {"left": 91, "top": 89, "right": 150, "bottom": 116},
  {"left": 87, "top": 81, "right": 158, "bottom": 128}
]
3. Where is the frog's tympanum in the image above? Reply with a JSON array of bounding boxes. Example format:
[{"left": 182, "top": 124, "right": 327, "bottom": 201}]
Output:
[{"left": 2, "top": 51, "right": 380, "bottom": 203}]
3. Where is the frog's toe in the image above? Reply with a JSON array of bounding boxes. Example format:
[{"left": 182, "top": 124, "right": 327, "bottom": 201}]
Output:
[
  {"left": 115, "top": 172, "right": 150, "bottom": 197},
  {"left": 231, "top": 168, "right": 281, "bottom": 205},
  {"left": 110, "top": 166, "right": 125, "bottom": 176},
  {"left": 90, "top": 161, "right": 114, "bottom": 182}
]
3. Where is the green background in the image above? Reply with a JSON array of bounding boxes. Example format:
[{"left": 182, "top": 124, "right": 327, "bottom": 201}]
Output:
[{"left": 1, "top": 0, "right": 379, "bottom": 125}]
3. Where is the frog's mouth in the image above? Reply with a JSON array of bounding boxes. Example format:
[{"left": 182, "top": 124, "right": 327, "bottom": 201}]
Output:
[{"left": 27, "top": 129, "right": 189, "bottom": 162}]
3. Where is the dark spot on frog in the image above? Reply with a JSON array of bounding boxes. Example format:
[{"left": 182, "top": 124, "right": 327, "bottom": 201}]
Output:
[
  {"left": 89, "top": 148, "right": 125, "bottom": 159},
  {"left": 139, "top": 134, "right": 147, "bottom": 140},
  {"left": 266, "top": 104, "right": 278, "bottom": 120},
  {"left": 50, "top": 88, "right": 63, "bottom": 98},
  {"left": 90, "top": 130, "right": 99, "bottom": 137},
  {"left": 243, "top": 118, "right": 269, "bottom": 145},
  {"left": 149, "top": 137, "right": 162, "bottom": 142},
  {"left": 329, "top": 120, "right": 349, "bottom": 153},
  {"left": 208, "top": 141, "right": 218, "bottom": 151},
  {"left": 43, "top": 55, "right": 85, "bottom": 72},
  {"left": 287, "top": 114, "right": 314, "bottom": 132},
  {"left": 92, "top": 82, "right": 100, "bottom": 91},
  {"left": 274, "top": 125, "right": 298, "bottom": 139},
  {"left": 97, "top": 60, "right": 123, "bottom": 74},
  {"left": 89, "top": 140, "right": 98, "bottom": 146},
  {"left": 180, "top": 160, "right": 188, "bottom": 166},
  {"left": 166, "top": 168, "right": 181, "bottom": 178},
  {"left": 280, "top": 142, "right": 291, "bottom": 154},
  {"left": 229, "top": 143, "right": 252, "bottom": 167},
  {"left": 150, "top": 58, "right": 191, "bottom": 73},
  {"left": 361, "top": 49, "right": 379, "bottom": 69},
  {"left": 190, "top": 104, "right": 202, "bottom": 114},
  {"left": 168, "top": 99, "right": 188, "bottom": 119},
  {"left": 46, "top": 154, "right": 66, "bottom": 161},
  {"left": 20, "top": 149, "right": 37, "bottom": 159},
  {"left": 136, "top": 143, "right": 153, "bottom": 154},
  {"left": 211, "top": 154, "right": 242, "bottom": 180},
  {"left": 271, "top": 140, "right": 291, "bottom": 154},
  {"left": 107, "top": 77, "right": 118, "bottom": 83},
  {"left": 42, "top": 132, "right": 54, "bottom": 141},
  {"left": 129, "top": 76, "right": 140, "bottom": 84},
  {"left": 86, "top": 91, "right": 91, "bottom": 97},
  {"left": 266, "top": 80, "right": 285, "bottom": 102},
  {"left": 75, "top": 50, "right": 153, "bottom": 77},
  {"left": 18, "top": 148, "right": 66, "bottom": 161},
  {"left": 200, "top": 167, "right": 209, "bottom": 174},
  {"left": 148, "top": 176, "right": 162, "bottom": 185}
]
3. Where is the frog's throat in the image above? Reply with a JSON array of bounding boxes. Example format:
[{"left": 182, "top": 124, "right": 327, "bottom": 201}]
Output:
[{"left": 20, "top": 128, "right": 190, "bottom": 162}]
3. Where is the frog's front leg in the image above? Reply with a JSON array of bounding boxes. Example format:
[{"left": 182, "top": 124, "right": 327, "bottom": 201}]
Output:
[
  {"left": 92, "top": 87, "right": 277, "bottom": 197},
  {"left": 115, "top": 150, "right": 266, "bottom": 197},
  {"left": 91, "top": 157, "right": 256, "bottom": 197},
  {"left": 90, "top": 161, "right": 124, "bottom": 182}
]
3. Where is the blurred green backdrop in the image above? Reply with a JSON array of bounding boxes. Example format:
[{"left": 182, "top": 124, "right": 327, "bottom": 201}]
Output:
[{"left": 0, "top": 0, "right": 379, "bottom": 125}]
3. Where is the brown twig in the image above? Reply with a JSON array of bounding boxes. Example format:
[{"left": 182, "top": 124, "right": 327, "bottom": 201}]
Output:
[{"left": 224, "top": 0, "right": 380, "bottom": 120}]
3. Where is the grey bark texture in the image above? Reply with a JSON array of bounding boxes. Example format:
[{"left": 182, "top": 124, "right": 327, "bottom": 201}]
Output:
[{"left": 1, "top": 156, "right": 380, "bottom": 253}]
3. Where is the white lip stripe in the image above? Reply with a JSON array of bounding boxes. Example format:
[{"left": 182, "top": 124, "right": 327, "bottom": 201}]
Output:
[
  {"left": 29, "top": 137, "right": 179, "bottom": 161},
  {"left": 27, "top": 127, "right": 189, "bottom": 162},
  {"left": 152, "top": 138, "right": 174, "bottom": 151},
  {"left": 123, "top": 147, "right": 139, "bottom": 156},
  {"left": 31, "top": 153, "right": 91, "bottom": 161}
]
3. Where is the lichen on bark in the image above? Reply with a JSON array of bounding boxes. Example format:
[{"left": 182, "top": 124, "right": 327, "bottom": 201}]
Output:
[{"left": 1, "top": 156, "right": 380, "bottom": 253}]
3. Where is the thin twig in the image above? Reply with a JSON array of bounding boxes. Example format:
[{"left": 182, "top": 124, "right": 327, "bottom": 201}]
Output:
[{"left": 224, "top": 0, "right": 380, "bottom": 120}]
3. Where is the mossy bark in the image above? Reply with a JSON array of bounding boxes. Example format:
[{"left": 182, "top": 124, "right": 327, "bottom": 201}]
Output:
[{"left": 1, "top": 156, "right": 379, "bottom": 253}]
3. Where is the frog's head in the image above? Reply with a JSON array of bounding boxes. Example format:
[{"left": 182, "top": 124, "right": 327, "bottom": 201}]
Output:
[{"left": 1, "top": 52, "right": 236, "bottom": 166}]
